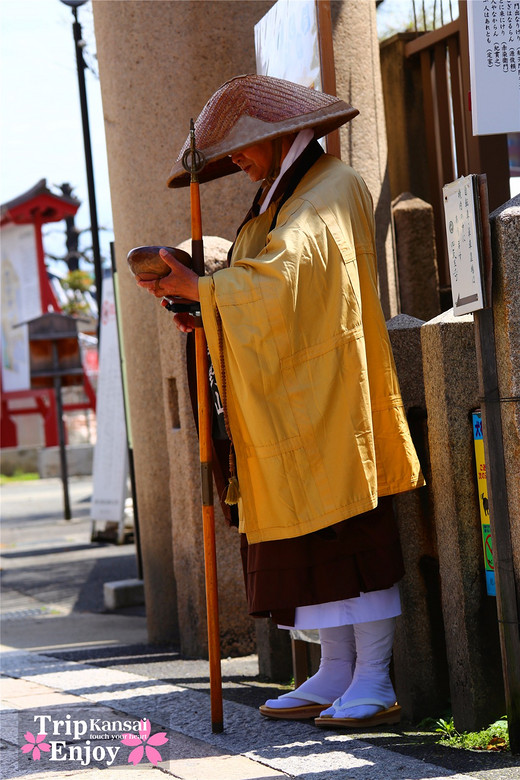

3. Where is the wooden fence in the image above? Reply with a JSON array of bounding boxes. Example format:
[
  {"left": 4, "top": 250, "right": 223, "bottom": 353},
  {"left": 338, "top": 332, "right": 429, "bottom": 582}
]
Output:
[{"left": 403, "top": 0, "right": 510, "bottom": 287}]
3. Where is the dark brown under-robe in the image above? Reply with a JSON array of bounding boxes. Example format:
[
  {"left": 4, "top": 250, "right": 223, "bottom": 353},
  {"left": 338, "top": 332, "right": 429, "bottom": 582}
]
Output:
[{"left": 240, "top": 496, "right": 404, "bottom": 626}]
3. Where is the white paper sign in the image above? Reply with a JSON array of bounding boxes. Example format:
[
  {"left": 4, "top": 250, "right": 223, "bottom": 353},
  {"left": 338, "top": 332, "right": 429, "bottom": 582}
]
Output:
[
  {"left": 90, "top": 273, "right": 128, "bottom": 524},
  {"left": 254, "top": 0, "right": 322, "bottom": 89},
  {"left": 467, "top": 0, "right": 520, "bottom": 135},
  {"left": 0, "top": 223, "right": 42, "bottom": 391},
  {"left": 443, "top": 175, "right": 486, "bottom": 316}
]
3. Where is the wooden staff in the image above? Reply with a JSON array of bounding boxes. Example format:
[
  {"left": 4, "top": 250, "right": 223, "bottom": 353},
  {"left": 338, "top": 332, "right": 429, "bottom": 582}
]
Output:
[{"left": 182, "top": 120, "right": 224, "bottom": 734}]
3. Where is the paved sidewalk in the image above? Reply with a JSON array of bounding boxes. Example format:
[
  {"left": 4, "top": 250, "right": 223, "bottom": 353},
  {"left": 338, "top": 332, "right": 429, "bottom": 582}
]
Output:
[
  {"left": 1, "top": 665, "right": 286, "bottom": 779},
  {"left": 4, "top": 642, "right": 514, "bottom": 780},
  {"left": 1, "top": 478, "right": 519, "bottom": 779}
]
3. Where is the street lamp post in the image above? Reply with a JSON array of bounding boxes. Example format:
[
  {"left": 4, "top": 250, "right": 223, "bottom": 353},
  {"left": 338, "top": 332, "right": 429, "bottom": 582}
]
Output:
[{"left": 60, "top": 0, "right": 102, "bottom": 321}]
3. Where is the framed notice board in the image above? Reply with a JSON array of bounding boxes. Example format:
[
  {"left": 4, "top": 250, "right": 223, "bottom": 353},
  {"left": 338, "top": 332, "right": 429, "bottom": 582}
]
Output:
[{"left": 443, "top": 174, "right": 493, "bottom": 316}]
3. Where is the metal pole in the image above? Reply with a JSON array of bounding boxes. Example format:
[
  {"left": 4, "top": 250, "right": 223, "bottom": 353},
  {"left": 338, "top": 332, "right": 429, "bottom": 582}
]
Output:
[
  {"left": 472, "top": 176, "right": 520, "bottom": 753},
  {"left": 474, "top": 307, "right": 520, "bottom": 754},
  {"left": 52, "top": 342, "right": 71, "bottom": 521},
  {"left": 70, "top": 6, "right": 103, "bottom": 325}
]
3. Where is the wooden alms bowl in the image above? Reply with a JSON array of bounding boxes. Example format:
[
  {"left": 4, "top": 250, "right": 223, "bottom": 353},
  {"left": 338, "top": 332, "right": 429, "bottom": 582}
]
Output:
[{"left": 126, "top": 245, "right": 192, "bottom": 281}]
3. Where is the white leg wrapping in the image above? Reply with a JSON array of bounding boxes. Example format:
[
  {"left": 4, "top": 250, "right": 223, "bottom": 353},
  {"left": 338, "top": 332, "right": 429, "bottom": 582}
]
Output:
[
  {"left": 264, "top": 624, "right": 356, "bottom": 709},
  {"left": 319, "top": 617, "right": 397, "bottom": 719}
]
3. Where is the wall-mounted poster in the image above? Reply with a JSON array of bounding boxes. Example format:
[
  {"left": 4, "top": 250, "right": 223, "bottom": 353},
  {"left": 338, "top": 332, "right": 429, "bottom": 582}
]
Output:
[
  {"left": 467, "top": 0, "right": 520, "bottom": 135},
  {"left": 255, "top": 0, "right": 322, "bottom": 89},
  {"left": 1, "top": 223, "right": 42, "bottom": 391}
]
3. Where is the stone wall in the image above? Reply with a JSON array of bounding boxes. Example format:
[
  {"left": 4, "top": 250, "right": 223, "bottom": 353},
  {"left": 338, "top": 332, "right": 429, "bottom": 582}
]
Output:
[
  {"left": 388, "top": 315, "right": 450, "bottom": 723},
  {"left": 421, "top": 310, "right": 504, "bottom": 730}
]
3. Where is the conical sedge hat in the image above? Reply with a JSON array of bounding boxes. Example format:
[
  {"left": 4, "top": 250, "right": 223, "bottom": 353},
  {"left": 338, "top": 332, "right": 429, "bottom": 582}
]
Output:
[{"left": 167, "top": 74, "right": 358, "bottom": 188}]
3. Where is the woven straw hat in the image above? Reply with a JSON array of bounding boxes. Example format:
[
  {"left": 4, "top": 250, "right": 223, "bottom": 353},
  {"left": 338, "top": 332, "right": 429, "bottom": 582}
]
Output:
[{"left": 167, "top": 74, "right": 358, "bottom": 188}]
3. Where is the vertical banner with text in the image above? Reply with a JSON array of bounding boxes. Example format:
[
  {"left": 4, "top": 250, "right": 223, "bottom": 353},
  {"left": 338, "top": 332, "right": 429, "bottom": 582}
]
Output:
[
  {"left": 467, "top": 0, "right": 520, "bottom": 135},
  {"left": 472, "top": 411, "right": 496, "bottom": 596}
]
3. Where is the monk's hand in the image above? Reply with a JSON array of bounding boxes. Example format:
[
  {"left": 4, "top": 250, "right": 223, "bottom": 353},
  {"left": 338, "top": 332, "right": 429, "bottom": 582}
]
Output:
[
  {"left": 172, "top": 312, "right": 197, "bottom": 333},
  {"left": 137, "top": 248, "right": 199, "bottom": 301}
]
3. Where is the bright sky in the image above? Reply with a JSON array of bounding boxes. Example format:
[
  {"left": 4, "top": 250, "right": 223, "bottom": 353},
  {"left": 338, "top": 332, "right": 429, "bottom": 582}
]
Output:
[{"left": 0, "top": 0, "right": 112, "bottom": 272}]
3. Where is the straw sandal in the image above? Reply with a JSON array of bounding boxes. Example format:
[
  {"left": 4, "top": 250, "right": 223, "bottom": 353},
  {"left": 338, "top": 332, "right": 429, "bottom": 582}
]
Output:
[
  {"left": 315, "top": 698, "right": 401, "bottom": 728},
  {"left": 259, "top": 692, "right": 332, "bottom": 720}
]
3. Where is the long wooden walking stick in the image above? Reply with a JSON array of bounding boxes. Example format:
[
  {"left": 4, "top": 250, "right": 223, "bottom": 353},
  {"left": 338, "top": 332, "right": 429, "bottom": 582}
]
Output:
[{"left": 182, "top": 119, "right": 224, "bottom": 734}]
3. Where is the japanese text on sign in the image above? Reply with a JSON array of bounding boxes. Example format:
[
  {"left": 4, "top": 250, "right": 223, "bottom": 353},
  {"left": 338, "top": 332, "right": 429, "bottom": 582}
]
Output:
[
  {"left": 472, "top": 411, "right": 496, "bottom": 597},
  {"left": 443, "top": 175, "right": 485, "bottom": 316},
  {"left": 467, "top": 0, "right": 520, "bottom": 134}
]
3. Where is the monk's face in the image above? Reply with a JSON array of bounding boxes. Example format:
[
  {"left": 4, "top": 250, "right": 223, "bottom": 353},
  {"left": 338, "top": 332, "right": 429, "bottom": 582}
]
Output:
[{"left": 230, "top": 141, "right": 275, "bottom": 182}]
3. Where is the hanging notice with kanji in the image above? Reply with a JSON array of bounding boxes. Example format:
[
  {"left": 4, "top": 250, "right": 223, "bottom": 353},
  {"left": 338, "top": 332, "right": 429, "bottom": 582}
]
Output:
[
  {"left": 467, "top": 0, "right": 520, "bottom": 134},
  {"left": 472, "top": 411, "right": 496, "bottom": 596},
  {"left": 443, "top": 174, "right": 486, "bottom": 316}
]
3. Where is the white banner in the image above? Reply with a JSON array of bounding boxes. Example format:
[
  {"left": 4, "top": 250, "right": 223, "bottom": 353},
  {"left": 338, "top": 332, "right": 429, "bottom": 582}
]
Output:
[
  {"left": 255, "top": 0, "right": 322, "bottom": 89},
  {"left": 1, "top": 223, "right": 42, "bottom": 391},
  {"left": 467, "top": 0, "right": 520, "bottom": 135},
  {"left": 90, "top": 273, "right": 128, "bottom": 524}
]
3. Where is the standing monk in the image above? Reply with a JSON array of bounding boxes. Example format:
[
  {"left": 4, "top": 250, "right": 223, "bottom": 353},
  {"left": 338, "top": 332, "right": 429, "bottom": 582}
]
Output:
[{"left": 137, "top": 75, "right": 424, "bottom": 728}]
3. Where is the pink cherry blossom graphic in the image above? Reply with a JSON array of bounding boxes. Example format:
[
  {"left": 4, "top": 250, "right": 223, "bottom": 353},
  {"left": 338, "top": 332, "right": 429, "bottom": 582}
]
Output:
[
  {"left": 120, "top": 719, "right": 168, "bottom": 766},
  {"left": 21, "top": 732, "right": 51, "bottom": 761}
]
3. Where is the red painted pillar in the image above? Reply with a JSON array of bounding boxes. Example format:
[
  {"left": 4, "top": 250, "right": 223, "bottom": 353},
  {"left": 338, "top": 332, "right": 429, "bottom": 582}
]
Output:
[
  {"left": 33, "top": 216, "right": 60, "bottom": 313},
  {"left": 0, "top": 399, "right": 18, "bottom": 447},
  {"left": 38, "top": 391, "right": 59, "bottom": 448}
]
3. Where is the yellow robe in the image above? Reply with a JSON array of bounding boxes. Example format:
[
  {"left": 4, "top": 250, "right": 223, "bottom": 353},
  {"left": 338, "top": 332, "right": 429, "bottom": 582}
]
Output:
[{"left": 199, "top": 154, "right": 424, "bottom": 544}]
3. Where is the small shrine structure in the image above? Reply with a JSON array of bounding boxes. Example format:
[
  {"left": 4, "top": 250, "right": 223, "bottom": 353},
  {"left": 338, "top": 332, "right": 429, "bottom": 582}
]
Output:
[{"left": 1, "top": 179, "right": 96, "bottom": 449}]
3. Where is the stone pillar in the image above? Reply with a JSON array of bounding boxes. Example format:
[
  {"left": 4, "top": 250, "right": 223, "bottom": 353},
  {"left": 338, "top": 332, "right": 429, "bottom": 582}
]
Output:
[
  {"left": 392, "top": 194, "right": 441, "bottom": 321},
  {"left": 489, "top": 195, "right": 520, "bottom": 603},
  {"left": 92, "top": 0, "right": 272, "bottom": 652},
  {"left": 387, "top": 314, "right": 450, "bottom": 722},
  {"left": 255, "top": 620, "right": 293, "bottom": 683},
  {"left": 157, "top": 236, "right": 256, "bottom": 657},
  {"left": 331, "top": 1, "right": 399, "bottom": 319},
  {"left": 421, "top": 309, "right": 505, "bottom": 730}
]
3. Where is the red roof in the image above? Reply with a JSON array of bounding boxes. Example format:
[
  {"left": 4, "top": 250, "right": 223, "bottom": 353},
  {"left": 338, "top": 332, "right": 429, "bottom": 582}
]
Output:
[{"left": 0, "top": 179, "right": 80, "bottom": 227}]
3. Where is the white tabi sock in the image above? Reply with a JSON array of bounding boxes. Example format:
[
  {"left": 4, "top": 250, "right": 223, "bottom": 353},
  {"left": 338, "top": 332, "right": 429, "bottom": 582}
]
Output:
[
  {"left": 319, "top": 617, "right": 397, "bottom": 719},
  {"left": 264, "top": 625, "right": 356, "bottom": 709}
]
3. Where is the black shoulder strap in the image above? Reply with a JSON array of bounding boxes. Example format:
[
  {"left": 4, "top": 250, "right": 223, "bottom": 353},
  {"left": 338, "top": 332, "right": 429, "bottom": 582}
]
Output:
[
  {"left": 267, "top": 139, "right": 324, "bottom": 233},
  {"left": 226, "top": 185, "right": 263, "bottom": 265}
]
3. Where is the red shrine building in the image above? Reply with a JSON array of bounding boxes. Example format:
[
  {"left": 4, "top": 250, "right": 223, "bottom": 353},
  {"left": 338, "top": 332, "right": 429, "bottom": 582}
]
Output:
[{"left": 1, "top": 180, "right": 96, "bottom": 450}]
